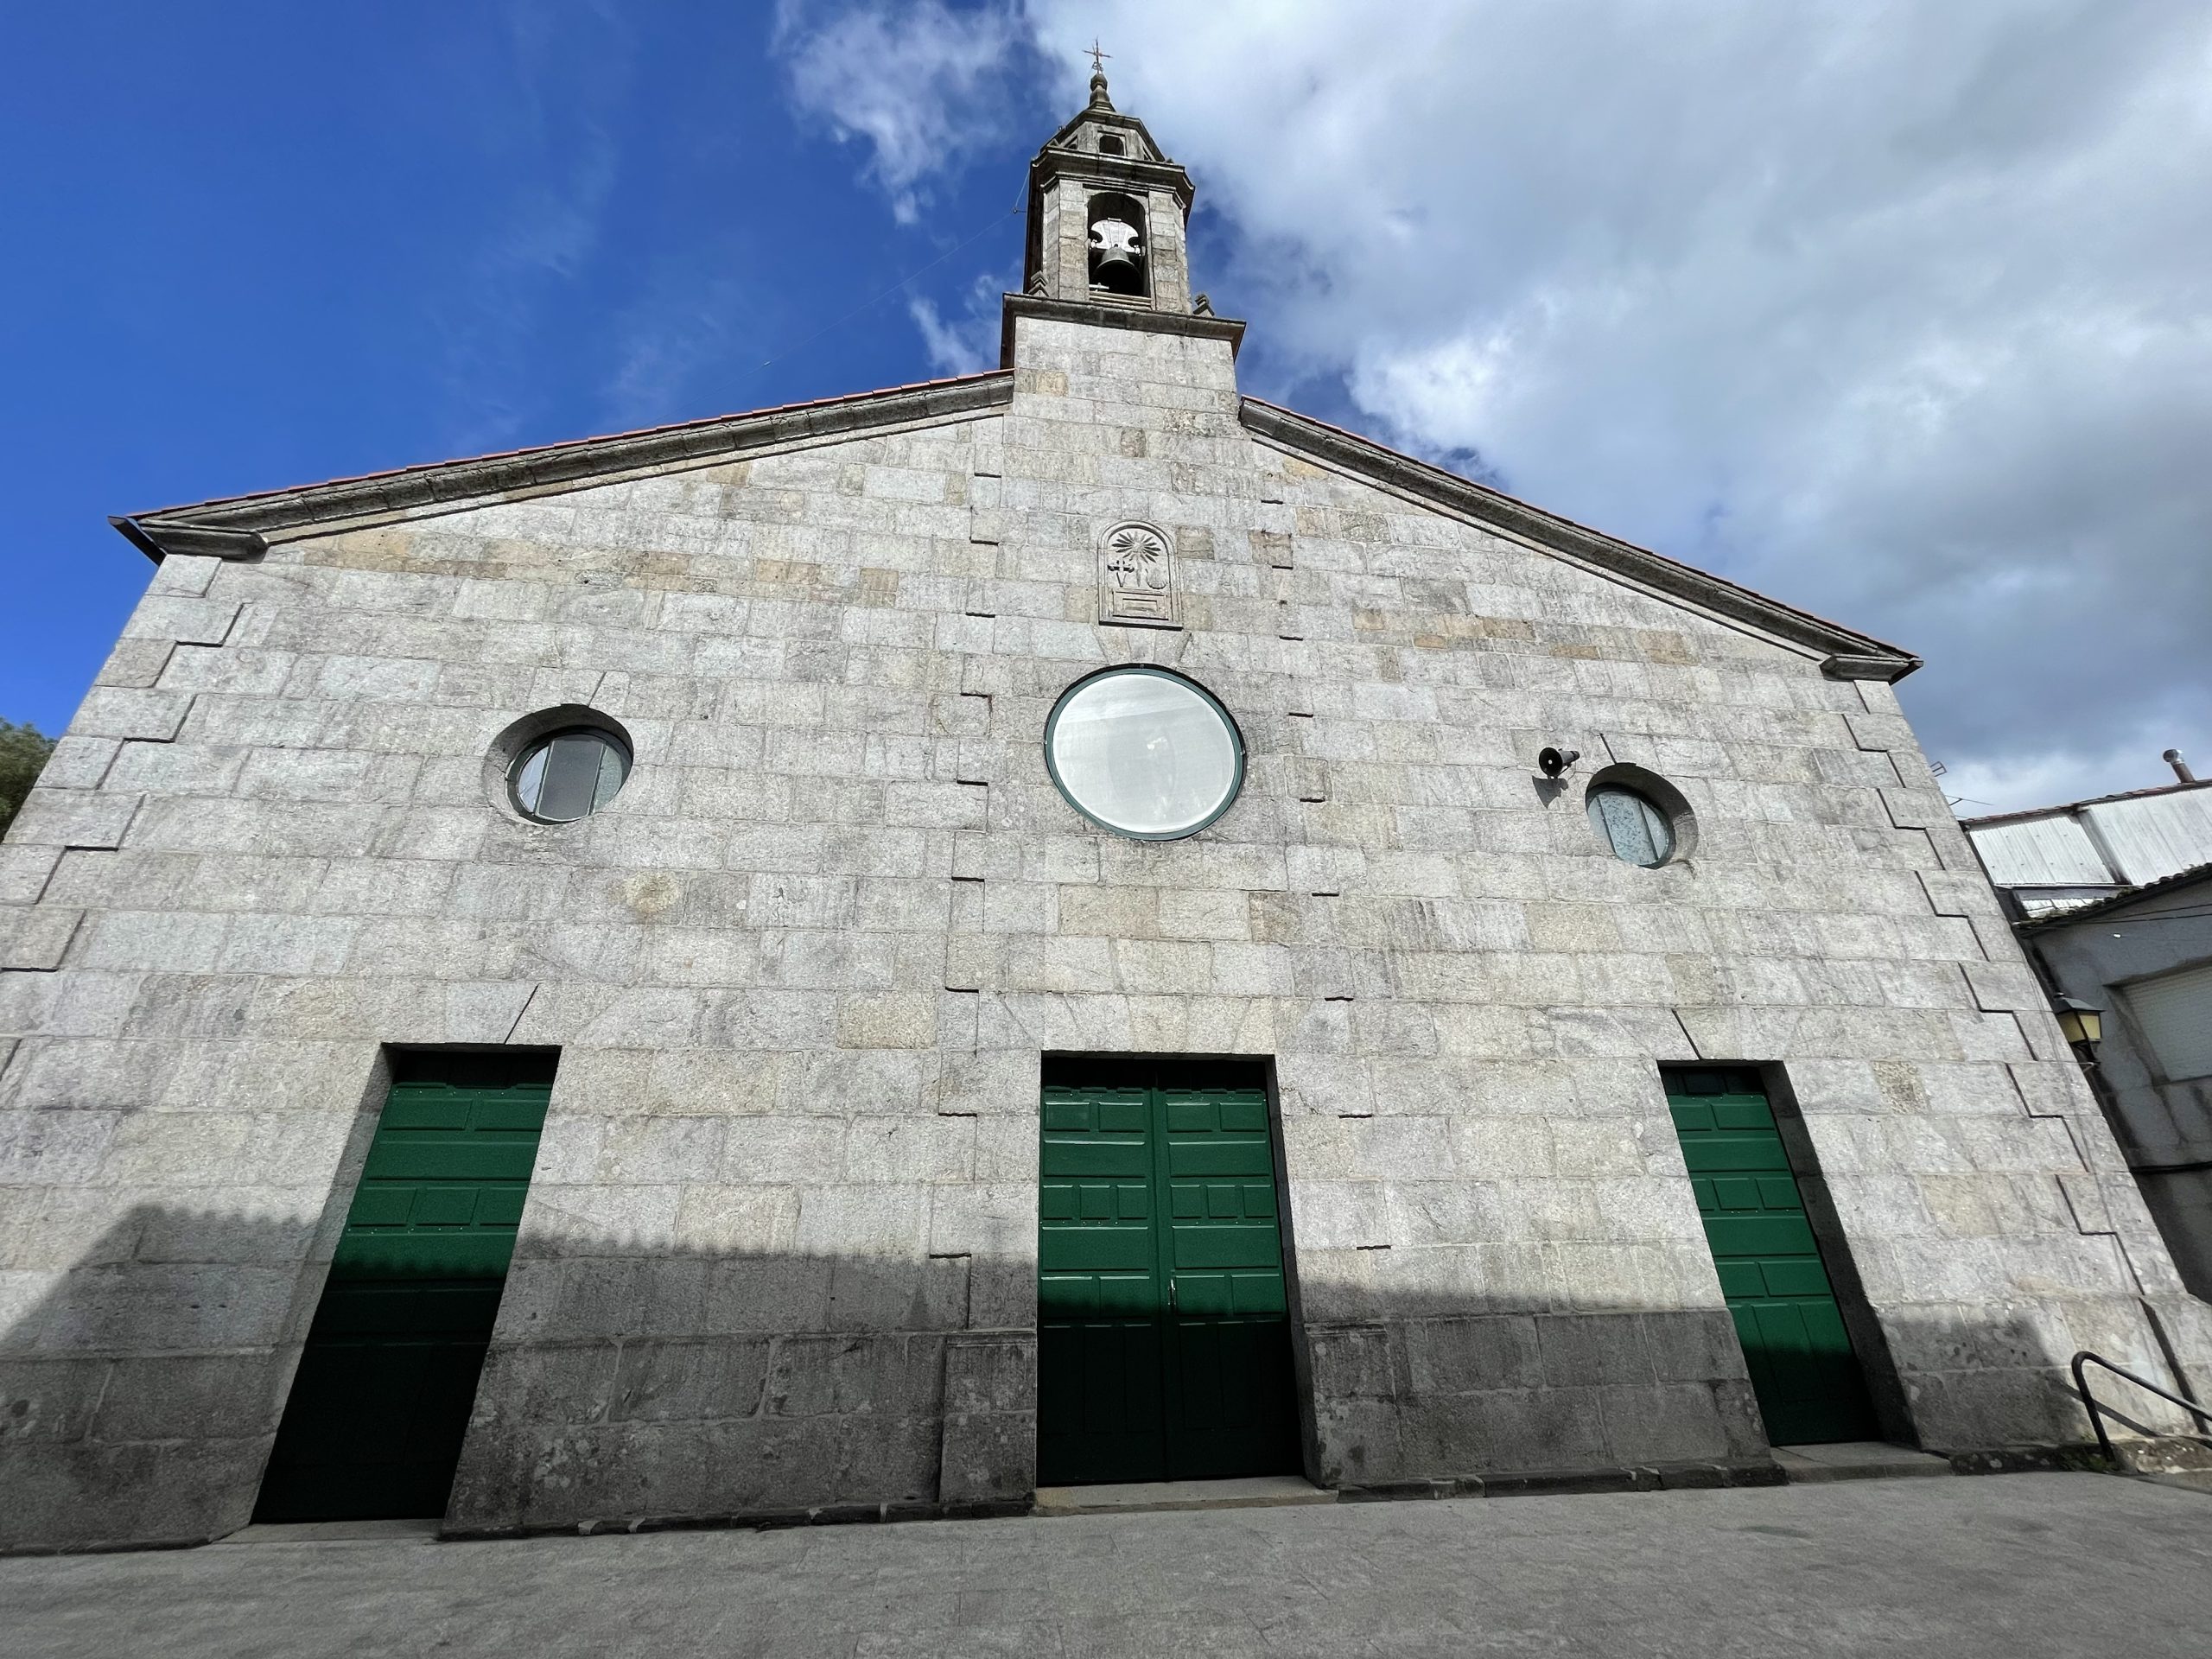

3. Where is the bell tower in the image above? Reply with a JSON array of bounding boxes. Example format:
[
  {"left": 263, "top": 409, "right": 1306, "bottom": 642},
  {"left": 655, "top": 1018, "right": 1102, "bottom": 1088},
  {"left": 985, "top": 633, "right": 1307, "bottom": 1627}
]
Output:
[{"left": 1001, "top": 60, "right": 1244, "bottom": 365}]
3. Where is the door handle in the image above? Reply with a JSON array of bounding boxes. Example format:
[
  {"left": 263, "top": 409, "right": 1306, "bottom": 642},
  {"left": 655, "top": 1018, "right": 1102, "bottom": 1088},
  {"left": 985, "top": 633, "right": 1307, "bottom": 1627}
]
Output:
[{"left": 1167, "top": 1279, "right": 1177, "bottom": 1313}]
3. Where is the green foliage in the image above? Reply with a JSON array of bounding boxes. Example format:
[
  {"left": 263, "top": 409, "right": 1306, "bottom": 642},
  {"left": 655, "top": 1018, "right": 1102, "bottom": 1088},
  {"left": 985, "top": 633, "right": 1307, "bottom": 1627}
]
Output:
[{"left": 0, "top": 719, "right": 57, "bottom": 841}]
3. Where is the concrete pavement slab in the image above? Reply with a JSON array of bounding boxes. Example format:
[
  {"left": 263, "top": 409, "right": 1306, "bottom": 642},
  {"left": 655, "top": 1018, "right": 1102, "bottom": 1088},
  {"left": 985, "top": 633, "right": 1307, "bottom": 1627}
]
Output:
[{"left": 3, "top": 1471, "right": 2209, "bottom": 1657}]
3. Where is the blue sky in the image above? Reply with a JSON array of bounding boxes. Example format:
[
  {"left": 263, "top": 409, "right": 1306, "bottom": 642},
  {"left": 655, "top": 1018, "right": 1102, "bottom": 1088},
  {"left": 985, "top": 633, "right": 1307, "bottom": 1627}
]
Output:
[
  {"left": 0, "top": 3, "right": 1067, "bottom": 734},
  {"left": 6, "top": 2, "right": 2208, "bottom": 812}
]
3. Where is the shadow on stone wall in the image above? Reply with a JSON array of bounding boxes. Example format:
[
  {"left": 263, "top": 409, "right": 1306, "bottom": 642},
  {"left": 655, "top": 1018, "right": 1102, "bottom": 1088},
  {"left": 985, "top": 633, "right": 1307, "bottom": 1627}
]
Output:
[{"left": 2, "top": 1202, "right": 2207, "bottom": 1552}]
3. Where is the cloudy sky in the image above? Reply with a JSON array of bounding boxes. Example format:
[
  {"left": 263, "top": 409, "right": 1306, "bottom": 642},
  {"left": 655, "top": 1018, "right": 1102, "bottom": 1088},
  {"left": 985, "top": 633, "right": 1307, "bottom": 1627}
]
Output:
[{"left": 6, "top": 3, "right": 2206, "bottom": 811}]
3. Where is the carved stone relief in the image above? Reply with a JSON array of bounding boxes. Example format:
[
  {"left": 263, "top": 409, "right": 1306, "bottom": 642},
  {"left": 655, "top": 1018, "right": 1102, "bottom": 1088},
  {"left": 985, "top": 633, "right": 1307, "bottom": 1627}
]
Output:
[{"left": 1097, "top": 520, "right": 1177, "bottom": 627}]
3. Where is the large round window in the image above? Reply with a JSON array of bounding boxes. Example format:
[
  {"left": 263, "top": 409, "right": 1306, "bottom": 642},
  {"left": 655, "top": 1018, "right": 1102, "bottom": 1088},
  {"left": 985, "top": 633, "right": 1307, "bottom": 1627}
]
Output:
[
  {"left": 1044, "top": 666, "right": 1243, "bottom": 839},
  {"left": 511, "top": 728, "right": 631, "bottom": 823},
  {"left": 1587, "top": 785, "right": 1675, "bottom": 868}
]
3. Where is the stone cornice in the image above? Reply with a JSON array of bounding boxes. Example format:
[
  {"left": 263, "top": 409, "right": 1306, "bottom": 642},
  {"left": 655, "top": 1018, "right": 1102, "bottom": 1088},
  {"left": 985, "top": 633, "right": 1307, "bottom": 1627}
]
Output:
[
  {"left": 1239, "top": 398, "right": 1920, "bottom": 681},
  {"left": 999, "top": 293, "right": 1246, "bottom": 369},
  {"left": 1033, "top": 109, "right": 1191, "bottom": 206},
  {"left": 1028, "top": 143, "right": 1196, "bottom": 215},
  {"left": 113, "top": 372, "right": 1014, "bottom": 562}
]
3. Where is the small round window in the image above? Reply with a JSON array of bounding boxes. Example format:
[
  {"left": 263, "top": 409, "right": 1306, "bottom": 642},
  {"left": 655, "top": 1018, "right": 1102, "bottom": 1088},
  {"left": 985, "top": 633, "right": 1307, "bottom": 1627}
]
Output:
[
  {"left": 1588, "top": 785, "right": 1675, "bottom": 868},
  {"left": 1045, "top": 666, "right": 1243, "bottom": 839},
  {"left": 511, "top": 728, "right": 631, "bottom": 823}
]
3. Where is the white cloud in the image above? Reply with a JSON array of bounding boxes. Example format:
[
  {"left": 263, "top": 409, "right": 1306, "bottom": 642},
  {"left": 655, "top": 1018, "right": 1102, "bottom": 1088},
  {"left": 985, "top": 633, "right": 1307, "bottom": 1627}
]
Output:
[
  {"left": 783, "top": 0, "right": 2212, "bottom": 812},
  {"left": 909, "top": 291, "right": 998, "bottom": 378},
  {"left": 775, "top": 0, "right": 1030, "bottom": 224}
]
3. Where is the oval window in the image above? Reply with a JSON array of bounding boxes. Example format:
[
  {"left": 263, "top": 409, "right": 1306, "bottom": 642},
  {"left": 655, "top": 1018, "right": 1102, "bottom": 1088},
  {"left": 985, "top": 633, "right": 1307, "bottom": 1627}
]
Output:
[
  {"left": 1045, "top": 666, "right": 1243, "bottom": 839},
  {"left": 511, "top": 728, "right": 631, "bottom": 823},
  {"left": 1587, "top": 785, "right": 1675, "bottom": 868}
]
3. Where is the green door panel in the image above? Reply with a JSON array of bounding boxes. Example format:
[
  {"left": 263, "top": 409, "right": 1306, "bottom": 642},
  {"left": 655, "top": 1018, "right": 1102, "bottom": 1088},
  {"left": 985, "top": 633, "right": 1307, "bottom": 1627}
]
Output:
[
  {"left": 1037, "top": 1062, "right": 1299, "bottom": 1485},
  {"left": 1040, "top": 1227, "right": 1154, "bottom": 1273},
  {"left": 1046, "top": 1141, "right": 1154, "bottom": 1178},
  {"left": 1166, "top": 1141, "right": 1276, "bottom": 1178},
  {"left": 1170, "top": 1228, "right": 1284, "bottom": 1271},
  {"left": 1665, "top": 1069, "right": 1878, "bottom": 1446},
  {"left": 1159, "top": 1077, "right": 1296, "bottom": 1479},
  {"left": 256, "top": 1073, "right": 552, "bottom": 1523},
  {"left": 1039, "top": 1075, "right": 1166, "bottom": 1483},
  {"left": 1700, "top": 1214, "right": 1822, "bottom": 1255}
]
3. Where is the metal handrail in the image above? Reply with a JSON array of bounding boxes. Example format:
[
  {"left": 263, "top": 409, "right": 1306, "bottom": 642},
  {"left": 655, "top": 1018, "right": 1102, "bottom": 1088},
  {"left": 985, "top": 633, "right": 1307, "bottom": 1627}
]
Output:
[{"left": 2069, "top": 1350, "right": 2212, "bottom": 1465}]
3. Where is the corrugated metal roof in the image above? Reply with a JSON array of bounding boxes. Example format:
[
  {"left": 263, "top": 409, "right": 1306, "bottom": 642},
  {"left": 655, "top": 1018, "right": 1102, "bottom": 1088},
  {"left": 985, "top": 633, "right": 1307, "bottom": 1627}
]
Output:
[
  {"left": 2016, "top": 861, "right": 2212, "bottom": 932},
  {"left": 2082, "top": 790, "right": 2212, "bottom": 886},
  {"left": 1958, "top": 776, "right": 2210, "bottom": 829},
  {"left": 1963, "top": 778, "right": 2212, "bottom": 892},
  {"left": 1968, "top": 815, "right": 2115, "bottom": 887},
  {"left": 2014, "top": 887, "right": 2128, "bottom": 916}
]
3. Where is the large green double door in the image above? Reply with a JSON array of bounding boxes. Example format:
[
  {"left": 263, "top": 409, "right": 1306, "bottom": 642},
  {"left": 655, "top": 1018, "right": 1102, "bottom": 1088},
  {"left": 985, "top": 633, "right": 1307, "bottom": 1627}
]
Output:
[
  {"left": 256, "top": 1060, "right": 552, "bottom": 1522},
  {"left": 1038, "top": 1059, "right": 1299, "bottom": 1485},
  {"left": 1665, "top": 1067, "right": 1878, "bottom": 1446}
]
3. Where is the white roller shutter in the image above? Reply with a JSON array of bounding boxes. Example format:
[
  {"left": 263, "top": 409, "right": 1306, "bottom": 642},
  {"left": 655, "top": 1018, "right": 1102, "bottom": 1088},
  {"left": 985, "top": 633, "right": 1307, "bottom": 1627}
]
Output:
[{"left": 2126, "top": 962, "right": 2212, "bottom": 1082}]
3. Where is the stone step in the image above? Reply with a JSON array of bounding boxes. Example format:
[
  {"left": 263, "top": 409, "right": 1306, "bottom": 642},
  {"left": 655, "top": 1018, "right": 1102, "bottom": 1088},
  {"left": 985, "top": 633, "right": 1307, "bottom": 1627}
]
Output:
[
  {"left": 215, "top": 1518, "right": 443, "bottom": 1546},
  {"left": 1772, "top": 1441, "right": 1955, "bottom": 1483},
  {"left": 1034, "top": 1475, "right": 1337, "bottom": 1516}
]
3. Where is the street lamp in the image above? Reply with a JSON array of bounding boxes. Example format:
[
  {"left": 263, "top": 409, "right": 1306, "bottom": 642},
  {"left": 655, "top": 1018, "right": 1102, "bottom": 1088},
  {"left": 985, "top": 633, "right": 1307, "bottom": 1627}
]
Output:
[{"left": 2053, "top": 995, "right": 2103, "bottom": 1049}]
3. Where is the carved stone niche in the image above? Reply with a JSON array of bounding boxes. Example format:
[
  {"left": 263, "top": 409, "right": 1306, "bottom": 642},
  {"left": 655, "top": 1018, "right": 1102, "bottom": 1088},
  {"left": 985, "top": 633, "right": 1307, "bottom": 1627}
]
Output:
[{"left": 1097, "top": 520, "right": 1178, "bottom": 628}]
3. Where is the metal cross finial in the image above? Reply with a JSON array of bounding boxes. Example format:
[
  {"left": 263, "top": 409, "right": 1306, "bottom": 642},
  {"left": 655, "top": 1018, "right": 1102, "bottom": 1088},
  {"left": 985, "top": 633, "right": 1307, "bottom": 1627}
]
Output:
[{"left": 1087, "top": 40, "right": 1110, "bottom": 76}]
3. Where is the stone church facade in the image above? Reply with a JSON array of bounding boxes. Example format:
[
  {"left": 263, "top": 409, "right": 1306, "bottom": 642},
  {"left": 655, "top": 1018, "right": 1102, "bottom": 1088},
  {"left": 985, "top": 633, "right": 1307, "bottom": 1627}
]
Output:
[{"left": 3, "top": 78, "right": 2207, "bottom": 1550}]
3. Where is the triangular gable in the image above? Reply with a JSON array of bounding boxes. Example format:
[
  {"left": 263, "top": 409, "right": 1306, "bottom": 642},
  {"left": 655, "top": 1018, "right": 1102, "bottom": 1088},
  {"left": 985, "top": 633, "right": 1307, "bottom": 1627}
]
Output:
[
  {"left": 1239, "top": 397, "right": 1918, "bottom": 682},
  {"left": 113, "top": 372, "right": 1012, "bottom": 563}
]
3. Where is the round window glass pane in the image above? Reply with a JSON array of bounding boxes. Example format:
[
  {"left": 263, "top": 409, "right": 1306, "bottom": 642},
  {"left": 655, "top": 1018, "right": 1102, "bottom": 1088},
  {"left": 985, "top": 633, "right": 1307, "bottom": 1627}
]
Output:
[
  {"left": 1588, "top": 785, "right": 1675, "bottom": 868},
  {"left": 1045, "top": 668, "right": 1243, "bottom": 839},
  {"left": 512, "top": 728, "right": 630, "bottom": 823}
]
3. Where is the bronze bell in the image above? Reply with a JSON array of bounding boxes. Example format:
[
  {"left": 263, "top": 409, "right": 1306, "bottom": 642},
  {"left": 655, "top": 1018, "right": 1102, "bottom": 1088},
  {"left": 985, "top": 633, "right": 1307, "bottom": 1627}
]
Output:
[{"left": 1089, "top": 217, "right": 1143, "bottom": 285}]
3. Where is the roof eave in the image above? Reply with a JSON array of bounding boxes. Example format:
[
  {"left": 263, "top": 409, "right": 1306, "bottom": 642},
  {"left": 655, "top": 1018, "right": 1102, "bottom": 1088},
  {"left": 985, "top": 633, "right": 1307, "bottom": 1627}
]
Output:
[
  {"left": 1237, "top": 397, "right": 1920, "bottom": 679},
  {"left": 113, "top": 372, "right": 1014, "bottom": 558},
  {"left": 2014, "top": 861, "right": 2212, "bottom": 932}
]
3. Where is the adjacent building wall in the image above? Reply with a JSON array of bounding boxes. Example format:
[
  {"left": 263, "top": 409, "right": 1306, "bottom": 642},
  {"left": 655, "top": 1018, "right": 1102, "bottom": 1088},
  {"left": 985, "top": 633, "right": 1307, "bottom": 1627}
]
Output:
[
  {"left": 2023, "top": 878, "right": 2212, "bottom": 1300},
  {"left": 3, "top": 312, "right": 2208, "bottom": 1550}
]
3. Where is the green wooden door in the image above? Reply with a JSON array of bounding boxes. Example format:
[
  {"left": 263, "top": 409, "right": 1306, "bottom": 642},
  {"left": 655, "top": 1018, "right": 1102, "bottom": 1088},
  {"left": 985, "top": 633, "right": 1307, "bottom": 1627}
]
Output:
[
  {"left": 1665, "top": 1068, "right": 1878, "bottom": 1446},
  {"left": 255, "top": 1071, "right": 551, "bottom": 1522},
  {"left": 1038, "top": 1060, "right": 1297, "bottom": 1485}
]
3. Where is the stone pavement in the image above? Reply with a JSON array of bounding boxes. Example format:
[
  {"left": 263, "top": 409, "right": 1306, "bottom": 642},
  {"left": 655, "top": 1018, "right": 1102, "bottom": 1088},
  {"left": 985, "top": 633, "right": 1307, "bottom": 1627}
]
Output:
[{"left": 5, "top": 1472, "right": 2210, "bottom": 1657}]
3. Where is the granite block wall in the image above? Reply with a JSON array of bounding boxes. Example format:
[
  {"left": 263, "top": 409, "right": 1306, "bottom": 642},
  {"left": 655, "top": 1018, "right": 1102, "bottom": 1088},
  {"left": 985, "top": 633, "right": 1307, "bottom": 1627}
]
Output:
[{"left": 1, "top": 308, "right": 2206, "bottom": 1549}]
